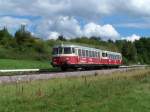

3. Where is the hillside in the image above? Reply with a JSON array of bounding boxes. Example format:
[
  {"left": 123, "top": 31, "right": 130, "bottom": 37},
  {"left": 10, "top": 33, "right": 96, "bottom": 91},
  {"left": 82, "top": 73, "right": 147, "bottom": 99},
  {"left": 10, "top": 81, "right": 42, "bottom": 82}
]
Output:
[{"left": 0, "top": 27, "right": 150, "bottom": 65}]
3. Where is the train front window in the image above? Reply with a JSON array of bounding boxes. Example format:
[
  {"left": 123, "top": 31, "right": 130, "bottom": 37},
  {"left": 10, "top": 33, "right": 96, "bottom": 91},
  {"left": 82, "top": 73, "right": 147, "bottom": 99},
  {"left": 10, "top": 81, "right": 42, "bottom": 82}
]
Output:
[
  {"left": 102, "top": 53, "right": 107, "bottom": 57},
  {"left": 58, "top": 47, "right": 63, "bottom": 54},
  {"left": 64, "top": 47, "right": 71, "bottom": 54},
  {"left": 55, "top": 47, "right": 75, "bottom": 54},
  {"left": 72, "top": 48, "right": 75, "bottom": 53},
  {"left": 52, "top": 48, "right": 58, "bottom": 55}
]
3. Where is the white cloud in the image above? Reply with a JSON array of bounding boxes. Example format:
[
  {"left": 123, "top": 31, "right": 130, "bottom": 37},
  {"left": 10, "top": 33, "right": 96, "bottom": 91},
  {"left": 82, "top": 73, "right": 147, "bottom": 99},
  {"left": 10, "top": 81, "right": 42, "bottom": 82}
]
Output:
[
  {"left": 1, "top": 0, "right": 150, "bottom": 19},
  {"left": 83, "top": 23, "right": 120, "bottom": 41},
  {"left": 0, "top": 0, "right": 149, "bottom": 40},
  {"left": 0, "top": 0, "right": 113, "bottom": 20},
  {"left": 0, "top": 16, "right": 31, "bottom": 33},
  {"left": 47, "top": 32, "right": 60, "bottom": 40},
  {"left": 123, "top": 34, "right": 141, "bottom": 42},
  {"left": 125, "top": 0, "right": 150, "bottom": 16},
  {"left": 0, "top": 15, "right": 141, "bottom": 42},
  {"left": 34, "top": 17, "right": 119, "bottom": 40},
  {"left": 0, "top": 14, "right": 120, "bottom": 41},
  {"left": 34, "top": 16, "right": 82, "bottom": 39},
  {"left": 52, "top": 16, "right": 82, "bottom": 38}
]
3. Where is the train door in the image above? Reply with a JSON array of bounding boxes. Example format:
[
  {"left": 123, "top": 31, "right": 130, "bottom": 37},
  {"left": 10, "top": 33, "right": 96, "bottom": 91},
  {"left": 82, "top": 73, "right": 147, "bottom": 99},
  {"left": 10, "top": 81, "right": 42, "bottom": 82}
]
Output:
[
  {"left": 88, "top": 50, "right": 93, "bottom": 64},
  {"left": 101, "top": 52, "right": 109, "bottom": 65},
  {"left": 74, "top": 48, "right": 78, "bottom": 64},
  {"left": 85, "top": 50, "right": 89, "bottom": 64},
  {"left": 98, "top": 51, "right": 102, "bottom": 64},
  {"left": 95, "top": 51, "right": 100, "bottom": 64},
  {"left": 78, "top": 49, "right": 86, "bottom": 64},
  {"left": 70, "top": 47, "right": 78, "bottom": 64}
]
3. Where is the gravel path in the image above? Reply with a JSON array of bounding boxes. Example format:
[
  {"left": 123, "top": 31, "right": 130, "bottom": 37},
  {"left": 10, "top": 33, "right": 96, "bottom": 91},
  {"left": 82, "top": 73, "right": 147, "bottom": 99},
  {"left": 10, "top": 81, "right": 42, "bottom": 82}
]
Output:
[{"left": 0, "top": 67, "right": 146, "bottom": 84}]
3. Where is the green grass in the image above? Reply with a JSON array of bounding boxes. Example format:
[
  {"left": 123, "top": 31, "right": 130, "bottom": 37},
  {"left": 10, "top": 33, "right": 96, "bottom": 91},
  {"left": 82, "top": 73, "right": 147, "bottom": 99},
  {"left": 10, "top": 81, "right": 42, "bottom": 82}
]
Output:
[
  {"left": 0, "top": 68, "right": 150, "bottom": 112},
  {"left": 0, "top": 59, "right": 51, "bottom": 69}
]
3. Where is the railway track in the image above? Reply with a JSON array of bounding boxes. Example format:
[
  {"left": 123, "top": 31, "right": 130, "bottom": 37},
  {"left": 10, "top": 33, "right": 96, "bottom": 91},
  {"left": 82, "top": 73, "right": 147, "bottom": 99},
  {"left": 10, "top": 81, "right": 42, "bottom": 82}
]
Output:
[{"left": 0, "top": 65, "right": 148, "bottom": 84}]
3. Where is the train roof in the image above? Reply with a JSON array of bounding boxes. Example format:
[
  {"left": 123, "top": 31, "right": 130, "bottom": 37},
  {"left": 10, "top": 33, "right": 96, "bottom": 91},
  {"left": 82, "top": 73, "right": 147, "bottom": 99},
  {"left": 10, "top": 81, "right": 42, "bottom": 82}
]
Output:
[
  {"left": 53, "top": 44, "right": 121, "bottom": 55},
  {"left": 53, "top": 44, "right": 101, "bottom": 50}
]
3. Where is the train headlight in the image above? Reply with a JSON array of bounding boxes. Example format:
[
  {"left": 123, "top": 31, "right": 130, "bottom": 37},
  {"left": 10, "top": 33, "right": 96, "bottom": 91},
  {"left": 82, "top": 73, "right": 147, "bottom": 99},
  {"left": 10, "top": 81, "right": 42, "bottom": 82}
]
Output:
[{"left": 65, "top": 57, "right": 70, "bottom": 61}]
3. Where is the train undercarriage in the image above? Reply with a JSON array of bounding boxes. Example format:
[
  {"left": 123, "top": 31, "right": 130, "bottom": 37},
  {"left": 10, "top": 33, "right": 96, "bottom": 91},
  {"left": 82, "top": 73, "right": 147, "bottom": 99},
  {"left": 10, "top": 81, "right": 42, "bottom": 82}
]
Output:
[{"left": 53, "top": 63, "right": 120, "bottom": 71}]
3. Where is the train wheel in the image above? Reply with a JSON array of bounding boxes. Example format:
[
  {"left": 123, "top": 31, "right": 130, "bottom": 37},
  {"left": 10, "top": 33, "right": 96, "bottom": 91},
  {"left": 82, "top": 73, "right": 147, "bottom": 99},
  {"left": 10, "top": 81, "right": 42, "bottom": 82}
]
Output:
[{"left": 61, "top": 67, "right": 67, "bottom": 71}]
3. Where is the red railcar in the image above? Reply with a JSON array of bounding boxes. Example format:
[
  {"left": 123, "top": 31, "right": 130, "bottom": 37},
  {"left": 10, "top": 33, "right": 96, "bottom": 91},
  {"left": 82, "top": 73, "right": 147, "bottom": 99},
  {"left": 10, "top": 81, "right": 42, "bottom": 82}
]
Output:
[{"left": 51, "top": 44, "right": 122, "bottom": 71}]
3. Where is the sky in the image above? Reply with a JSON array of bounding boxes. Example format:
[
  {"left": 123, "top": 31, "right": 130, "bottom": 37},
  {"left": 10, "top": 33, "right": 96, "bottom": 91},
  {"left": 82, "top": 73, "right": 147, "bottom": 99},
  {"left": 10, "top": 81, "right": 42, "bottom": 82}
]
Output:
[{"left": 0, "top": 0, "right": 150, "bottom": 41}]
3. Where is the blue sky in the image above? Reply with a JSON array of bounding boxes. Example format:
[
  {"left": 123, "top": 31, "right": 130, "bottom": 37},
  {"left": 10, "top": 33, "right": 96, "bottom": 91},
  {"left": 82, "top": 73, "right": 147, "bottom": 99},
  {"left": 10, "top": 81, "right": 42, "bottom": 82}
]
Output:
[
  {"left": 0, "top": 0, "right": 150, "bottom": 41},
  {"left": 101, "top": 15, "right": 150, "bottom": 36}
]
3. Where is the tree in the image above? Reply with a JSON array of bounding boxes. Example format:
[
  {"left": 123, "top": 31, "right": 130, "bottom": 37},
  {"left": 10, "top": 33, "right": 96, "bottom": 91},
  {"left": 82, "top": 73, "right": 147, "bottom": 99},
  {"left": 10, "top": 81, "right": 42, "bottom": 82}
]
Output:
[
  {"left": 134, "top": 38, "right": 150, "bottom": 64},
  {"left": 90, "top": 36, "right": 101, "bottom": 41},
  {"left": 15, "top": 25, "right": 32, "bottom": 45},
  {"left": 108, "top": 39, "right": 114, "bottom": 43},
  {"left": 0, "top": 27, "right": 14, "bottom": 48},
  {"left": 121, "top": 41, "right": 137, "bottom": 63},
  {"left": 57, "top": 35, "right": 66, "bottom": 41}
]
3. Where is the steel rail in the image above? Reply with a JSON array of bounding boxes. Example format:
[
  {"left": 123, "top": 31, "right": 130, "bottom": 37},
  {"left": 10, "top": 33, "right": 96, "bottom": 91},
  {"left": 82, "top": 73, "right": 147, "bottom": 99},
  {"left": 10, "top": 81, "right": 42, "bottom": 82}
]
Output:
[{"left": 0, "top": 65, "right": 148, "bottom": 73}]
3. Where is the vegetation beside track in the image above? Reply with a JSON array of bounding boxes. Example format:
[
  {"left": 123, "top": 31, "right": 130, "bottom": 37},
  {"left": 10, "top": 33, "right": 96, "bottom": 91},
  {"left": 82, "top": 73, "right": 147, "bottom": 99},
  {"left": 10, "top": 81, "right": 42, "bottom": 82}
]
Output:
[
  {"left": 0, "top": 59, "right": 51, "bottom": 69},
  {"left": 0, "top": 68, "right": 150, "bottom": 112}
]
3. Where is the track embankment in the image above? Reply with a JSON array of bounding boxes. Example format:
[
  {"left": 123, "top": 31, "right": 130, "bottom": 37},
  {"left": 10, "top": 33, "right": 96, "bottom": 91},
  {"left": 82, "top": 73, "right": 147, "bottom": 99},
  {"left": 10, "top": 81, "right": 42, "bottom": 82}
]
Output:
[{"left": 0, "top": 66, "right": 148, "bottom": 84}]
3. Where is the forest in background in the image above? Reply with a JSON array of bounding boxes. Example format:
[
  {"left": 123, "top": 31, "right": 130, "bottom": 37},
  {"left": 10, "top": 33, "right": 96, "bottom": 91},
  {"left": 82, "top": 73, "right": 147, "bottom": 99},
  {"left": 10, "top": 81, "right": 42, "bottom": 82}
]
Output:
[{"left": 0, "top": 25, "right": 150, "bottom": 65}]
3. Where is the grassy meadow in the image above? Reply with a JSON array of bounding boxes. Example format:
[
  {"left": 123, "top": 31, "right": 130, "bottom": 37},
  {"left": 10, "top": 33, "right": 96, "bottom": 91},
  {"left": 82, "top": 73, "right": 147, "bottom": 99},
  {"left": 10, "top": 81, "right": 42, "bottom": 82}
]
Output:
[
  {"left": 0, "top": 59, "right": 51, "bottom": 69},
  {"left": 0, "top": 68, "right": 150, "bottom": 112}
]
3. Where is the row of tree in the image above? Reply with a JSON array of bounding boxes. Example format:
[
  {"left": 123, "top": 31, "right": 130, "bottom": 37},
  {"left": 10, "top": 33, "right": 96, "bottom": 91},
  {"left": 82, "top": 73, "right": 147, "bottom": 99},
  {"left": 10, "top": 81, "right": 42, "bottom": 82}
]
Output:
[
  {"left": 0, "top": 26, "right": 50, "bottom": 60},
  {"left": 0, "top": 26, "right": 150, "bottom": 64}
]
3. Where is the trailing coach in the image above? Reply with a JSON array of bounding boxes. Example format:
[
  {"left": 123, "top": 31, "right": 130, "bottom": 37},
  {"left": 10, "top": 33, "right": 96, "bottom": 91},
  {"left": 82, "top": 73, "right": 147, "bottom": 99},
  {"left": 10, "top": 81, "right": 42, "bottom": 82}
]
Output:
[{"left": 51, "top": 44, "right": 122, "bottom": 71}]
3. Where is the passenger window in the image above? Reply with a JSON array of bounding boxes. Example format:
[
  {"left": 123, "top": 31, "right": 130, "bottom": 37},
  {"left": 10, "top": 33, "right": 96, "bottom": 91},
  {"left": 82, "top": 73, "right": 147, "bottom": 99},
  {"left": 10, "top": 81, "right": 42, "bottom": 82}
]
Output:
[
  {"left": 119, "top": 56, "right": 121, "bottom": 60},
  {"left": 58, "top": 47, "right": 63, "bottom": 54},
  {"left": 109, "top": 54, "right": 111, "bottom": 59},
  {"left": 94, "top": 51, "right": 96, "bottom": 57},
  {"left": 97, "top": 52, "right": 99, "bottom": 57},
  {"left": 98, "top": 52, "right": 101, "bottom": 58},
  {"left": 64, "top": 47, "right": 71, "bottom": 54},
  {"left": 86, "top": 50, "right": 89, "bottom": 57},
  {"left": 102, "top": 53, "right": 105, "bottom": 57},
  {"left": 102, "top": 53, "right": 106, "bottom": 57},
  {"left": 96, "top": 52, "right": 98, "bottom": 57},
  {"left": 89, "top": 51, "right": 92, "bottom": 57},
  {"left": 78, "top": 49, "right": 82, "bottom": 56},
  {"left": 82, "top": 50, "right": 86, "bottom": 57},
  {"left": 72, "top": 48, "right": 75, "bottom": 54},
  {"left": 92, "top": 51, "right": 95, "bottom": 57}
]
